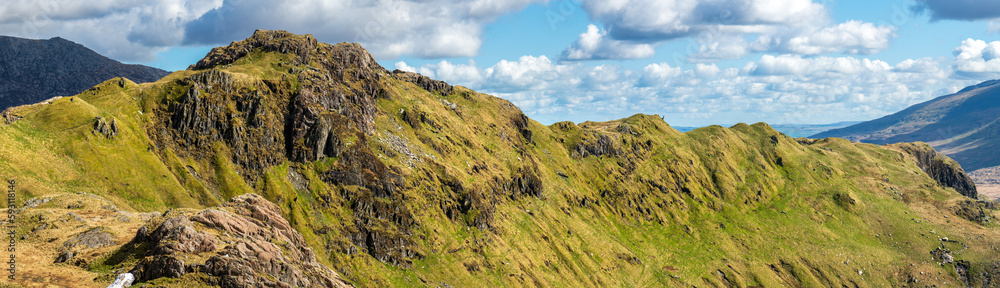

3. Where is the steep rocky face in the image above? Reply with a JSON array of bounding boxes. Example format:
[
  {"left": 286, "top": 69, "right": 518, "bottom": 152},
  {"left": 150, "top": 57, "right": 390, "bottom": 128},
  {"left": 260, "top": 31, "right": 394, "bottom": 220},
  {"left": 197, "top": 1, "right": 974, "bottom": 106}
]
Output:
[
  {"left": 116, "top": 194, "right": 350, "bottom": 287},
  {"left": 893, "top": 142, "right": 979, "bottom": 198},
  {"left": 154, "top": 69, "right": 289, "bottom": 184},
  {"left": 0, "top": 36, "right": 168, "bottom": 110},
  {"left": 392, "top": 70, "right": 454, "bottom": 96},
  {"left": 151, "top": 29, "right": 426, "bottom": 267},
  {"left": 572, "top": 131, "right": 623, "bottom": 158},
  {"left": 154, "top": 30, "right": 395, "bottom": 185}
]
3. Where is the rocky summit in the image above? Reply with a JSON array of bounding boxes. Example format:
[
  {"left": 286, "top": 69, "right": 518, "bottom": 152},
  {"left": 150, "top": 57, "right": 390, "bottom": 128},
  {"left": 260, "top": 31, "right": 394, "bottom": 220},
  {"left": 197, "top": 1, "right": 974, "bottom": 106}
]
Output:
[{"left": 3, "top": 30, "right": 1000, "bottom": 287}]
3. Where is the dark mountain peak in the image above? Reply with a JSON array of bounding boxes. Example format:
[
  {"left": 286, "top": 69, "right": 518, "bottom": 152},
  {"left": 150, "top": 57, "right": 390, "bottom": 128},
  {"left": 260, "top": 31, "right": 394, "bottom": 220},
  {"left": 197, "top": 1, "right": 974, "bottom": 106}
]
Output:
[
  {"left": 45, "top": 36, "right": 74, "bottom": 45},
  {"left": 0, "top": 34, "right": 168, "bottom": 110},
  {"left": 1, "top": 35, "right": 91, "bottom": 54},
  {"left": 958, "top": 79, "right": 1000, "bottom": 93}
]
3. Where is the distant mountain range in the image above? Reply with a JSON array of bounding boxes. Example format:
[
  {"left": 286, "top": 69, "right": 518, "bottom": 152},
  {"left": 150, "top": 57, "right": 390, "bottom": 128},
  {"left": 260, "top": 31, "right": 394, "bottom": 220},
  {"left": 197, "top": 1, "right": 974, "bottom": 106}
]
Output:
[
  {"left": 814, "top": 80, "right": 1000, "bottom": 198},
  {"left": 675, "top": 121, "right": 862, "bottom": 138},
  {"left": 0, "top": 36, "right": 168, "bottom": 110}
]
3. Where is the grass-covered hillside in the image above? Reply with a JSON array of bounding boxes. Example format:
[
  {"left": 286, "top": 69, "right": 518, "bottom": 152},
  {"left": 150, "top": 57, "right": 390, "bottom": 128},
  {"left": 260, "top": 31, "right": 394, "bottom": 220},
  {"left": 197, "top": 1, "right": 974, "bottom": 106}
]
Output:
[{"left": 2, "top": 30, "right": 1000, "bottom": 287}]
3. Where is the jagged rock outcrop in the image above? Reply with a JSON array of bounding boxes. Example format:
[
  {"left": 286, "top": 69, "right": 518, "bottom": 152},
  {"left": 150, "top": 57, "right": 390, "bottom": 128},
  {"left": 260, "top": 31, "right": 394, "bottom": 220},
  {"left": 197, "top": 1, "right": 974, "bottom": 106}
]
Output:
[
  {"left": 117, "top": 193, "right": 351, "bottom": 288},
  {"left": 954, "top": 200, "right": 998, "bottom": 224},
  {"left": 55, "top": 227, "right": 117, "bottom": 263},
  {"left": 149, "top": 30, "right": 436, "bottom": 268},
  {"left": 894, "top": 143, "right": 979, "bottom": 198},
  {"left": 572, "top": 131, "right": 622, "bottom": 158},
  {"left": 93, "top": 117, "right": 118, "bottom": 138},
  {"left": 392, "top": 70, "right": 454, "bottom": 96},
  {"left": 512, "top": 112, "right": 533, "bottom": 143},
  {"left": 193, "top": 30, "right": 318, "bottom": 70},
  {"left": 157, "top": 69, "right": 288, "bottom": 183},
  {"left": 154, "top": 30, "right": 395, "bottom": 185}
]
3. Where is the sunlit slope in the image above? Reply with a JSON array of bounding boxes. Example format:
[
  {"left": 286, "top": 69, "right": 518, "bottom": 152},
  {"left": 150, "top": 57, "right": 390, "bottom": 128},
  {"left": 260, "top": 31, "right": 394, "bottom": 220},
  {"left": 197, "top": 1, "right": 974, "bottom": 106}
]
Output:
[{"left": 2, "top": 30, "right": 999, "bottom": 287}]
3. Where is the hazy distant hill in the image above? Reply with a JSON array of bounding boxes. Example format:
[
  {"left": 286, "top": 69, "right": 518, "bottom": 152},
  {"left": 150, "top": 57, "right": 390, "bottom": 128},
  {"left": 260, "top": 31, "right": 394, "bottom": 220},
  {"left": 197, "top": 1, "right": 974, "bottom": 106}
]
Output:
[
  {"left": 0, "top": 36, "right": 168, "bottom": 110},
  {"left": 814, "top": 80, "right": 1000, "bottom": 174}
]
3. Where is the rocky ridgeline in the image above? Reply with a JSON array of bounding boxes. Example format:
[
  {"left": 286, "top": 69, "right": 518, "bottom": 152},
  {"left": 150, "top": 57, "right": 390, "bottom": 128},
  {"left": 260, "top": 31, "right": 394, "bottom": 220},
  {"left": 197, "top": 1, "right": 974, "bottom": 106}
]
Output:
[
  {"left": 116, "top": 193, "right": 351, "bottom": 287},
  {"left": 391, "top": 70, "right": 454, "bottom": 96}
]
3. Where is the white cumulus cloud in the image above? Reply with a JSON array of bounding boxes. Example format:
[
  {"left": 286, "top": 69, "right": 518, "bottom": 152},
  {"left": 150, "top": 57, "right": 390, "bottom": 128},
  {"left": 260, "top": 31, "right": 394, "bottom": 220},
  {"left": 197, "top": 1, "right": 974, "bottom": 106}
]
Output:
[
  {"left": 560, "top": 24, "right": 656, "bottom": 61},
  {"left": 751, "top": 54, "right": 892, "bottom": 76},
  {"left": 399, "top": 51, "right": 962, "bottom": 126},
  {"left": 952, "top": 38, "right": 1000, "bottom": 78},
  {"left": 0, "top": 0, "right": 544, "bottom": 62},
  {"left": 786, "top": 20, "right": 897, "bottom": 55},
  {"left": 566, "top": 0, "right": 896, "bottom": 61},
  {"left": 894, "top": 58, "right": 944, "bottom": 73},
  {"left": 579, "top": 0, "right": 826, "bottom": 41},
  {"left": 639, "top": 63, "right": 682, "bottom": 87}
]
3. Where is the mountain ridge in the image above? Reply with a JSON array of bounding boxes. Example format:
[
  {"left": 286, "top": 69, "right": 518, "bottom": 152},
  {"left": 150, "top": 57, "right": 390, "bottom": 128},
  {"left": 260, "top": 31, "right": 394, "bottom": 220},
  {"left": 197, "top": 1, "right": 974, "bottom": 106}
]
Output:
[
  {"left": 0, "top": 35, "right": 169, "bottom": 111},
  {"left": 3, "top": 30, "right": 1000, "bottom": 287},
  {"left": 814, "top": 79, "right": 1000, "bottom": 176}
]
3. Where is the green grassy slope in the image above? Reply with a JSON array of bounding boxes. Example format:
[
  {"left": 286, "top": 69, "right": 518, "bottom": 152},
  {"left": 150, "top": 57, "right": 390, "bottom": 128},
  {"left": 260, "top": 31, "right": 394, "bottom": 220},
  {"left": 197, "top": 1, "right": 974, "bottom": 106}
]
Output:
[{"left": 2, "top": 30, "right": 999, "bottom": 287}]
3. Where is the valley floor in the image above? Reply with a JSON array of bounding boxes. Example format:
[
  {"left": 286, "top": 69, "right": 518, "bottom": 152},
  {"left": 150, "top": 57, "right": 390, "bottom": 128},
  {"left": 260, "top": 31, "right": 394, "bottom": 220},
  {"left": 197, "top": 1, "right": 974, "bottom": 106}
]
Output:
[{"left": 977, "top": 184, "right": 1000, "bottom": 200}]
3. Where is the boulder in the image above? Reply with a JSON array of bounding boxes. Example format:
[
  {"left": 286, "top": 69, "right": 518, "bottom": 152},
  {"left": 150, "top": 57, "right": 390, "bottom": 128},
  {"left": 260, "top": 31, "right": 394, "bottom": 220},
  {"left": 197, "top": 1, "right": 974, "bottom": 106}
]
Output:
[
  {"left": 93, "top": 117, "right": 118, "bottom": 138},
  {"left": 54, "top": 251, "right": 73, "bottom": 263},
  {"left": 62, "top": 227, "right": 116, "bottom": 251},
  {"left": 120, "top": 193, "right": 350, "bottom": 287}
]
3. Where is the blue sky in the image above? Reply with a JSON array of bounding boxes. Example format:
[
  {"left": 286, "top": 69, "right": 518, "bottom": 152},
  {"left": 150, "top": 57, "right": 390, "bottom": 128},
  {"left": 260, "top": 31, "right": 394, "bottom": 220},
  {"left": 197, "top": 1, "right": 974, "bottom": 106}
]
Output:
[{"left": 3, "top": 0, "right": 999, "bottom": 126}]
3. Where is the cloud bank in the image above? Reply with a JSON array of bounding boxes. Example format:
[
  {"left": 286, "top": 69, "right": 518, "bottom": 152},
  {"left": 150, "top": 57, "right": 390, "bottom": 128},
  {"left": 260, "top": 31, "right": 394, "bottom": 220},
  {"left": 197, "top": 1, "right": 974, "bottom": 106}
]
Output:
[
  {"left": 401, "top": 39, "right": 985, "bottom": 125},
  {"left": 560, "top": 0, "right": 899, "bottom": 61},
  {"left": 0, "top": 0, "right": 544, "bottom": 61}
]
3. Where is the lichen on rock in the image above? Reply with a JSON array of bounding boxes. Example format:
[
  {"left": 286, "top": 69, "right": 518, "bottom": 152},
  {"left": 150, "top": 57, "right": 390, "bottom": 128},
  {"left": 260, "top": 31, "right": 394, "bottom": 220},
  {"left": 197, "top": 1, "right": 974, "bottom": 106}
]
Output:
[{"left": 112, "top": 193, "right": 350, "bottom": 287}]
